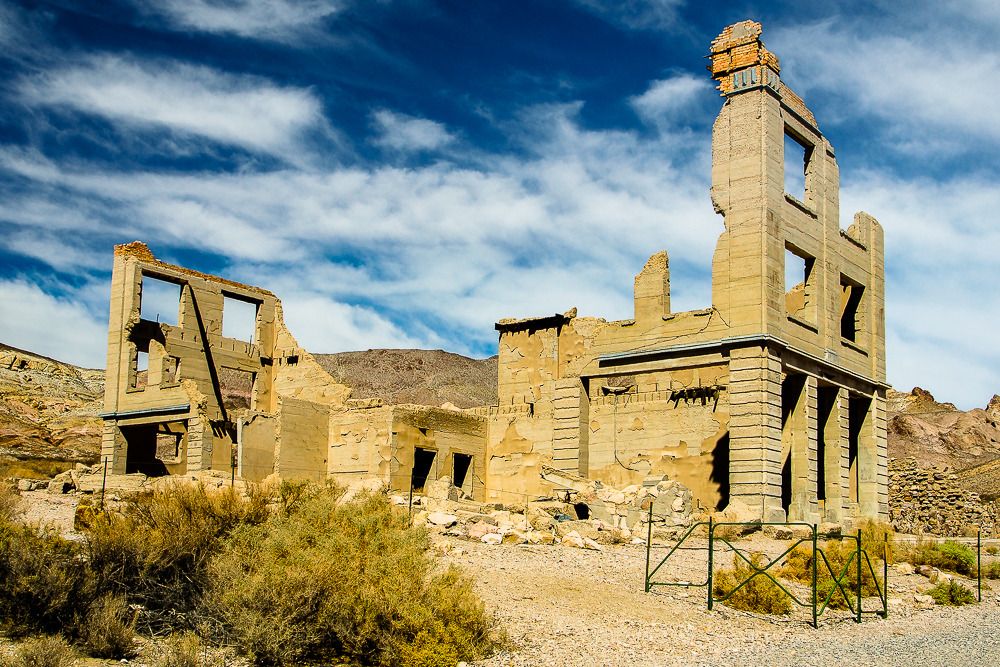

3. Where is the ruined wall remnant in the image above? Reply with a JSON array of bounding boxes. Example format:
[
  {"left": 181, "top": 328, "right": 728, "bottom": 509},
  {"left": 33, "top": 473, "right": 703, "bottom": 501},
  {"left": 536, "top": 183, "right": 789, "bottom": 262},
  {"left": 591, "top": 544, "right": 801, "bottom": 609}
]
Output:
[
  {"left": 99, "top": 21, "right": 887, "bottom": 524},
  {"left": 483, "top": 20, "right": 888, "bottom": 524}
]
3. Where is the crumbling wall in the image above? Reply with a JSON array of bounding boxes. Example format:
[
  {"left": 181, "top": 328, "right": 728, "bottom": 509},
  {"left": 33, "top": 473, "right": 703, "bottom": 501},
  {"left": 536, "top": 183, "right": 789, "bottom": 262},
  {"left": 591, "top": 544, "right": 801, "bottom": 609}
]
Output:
[
  {"left": 275, "top": 397, "right": 329, "bottom": 482},
  {"left": 889, "top": 457, "right": 998, "bottom": 537}
]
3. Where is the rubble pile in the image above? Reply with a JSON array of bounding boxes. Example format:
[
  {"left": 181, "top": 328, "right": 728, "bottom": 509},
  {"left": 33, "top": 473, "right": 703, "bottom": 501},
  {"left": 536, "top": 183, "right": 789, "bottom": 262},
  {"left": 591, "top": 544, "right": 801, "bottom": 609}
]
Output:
[{"left": 400, "top": 473, "right": 695, "bottom": 550}]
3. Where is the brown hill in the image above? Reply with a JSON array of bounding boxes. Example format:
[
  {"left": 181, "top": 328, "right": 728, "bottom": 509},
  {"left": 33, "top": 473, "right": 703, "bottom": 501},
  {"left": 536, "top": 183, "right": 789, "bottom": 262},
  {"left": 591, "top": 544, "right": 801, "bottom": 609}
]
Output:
[
  {"left": 312, "top": 349, "right": 498, "bottom": 409},
  {"left": 0, "top": 343, "right": 104, "bottom": 476},
  {"left": 887, "top": 387, "right": 1000, "bottom": 499}
]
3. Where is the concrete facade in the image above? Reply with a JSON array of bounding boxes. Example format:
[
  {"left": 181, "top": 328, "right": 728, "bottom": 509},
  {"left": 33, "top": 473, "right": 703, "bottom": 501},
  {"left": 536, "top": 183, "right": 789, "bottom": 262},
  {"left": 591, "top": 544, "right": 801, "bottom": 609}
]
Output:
[
  {"left": 481, "top": 20, "right": 887, "bottom": 522},
  {"left": 99, "top": 20, "right": 887, "bottom": 523}
]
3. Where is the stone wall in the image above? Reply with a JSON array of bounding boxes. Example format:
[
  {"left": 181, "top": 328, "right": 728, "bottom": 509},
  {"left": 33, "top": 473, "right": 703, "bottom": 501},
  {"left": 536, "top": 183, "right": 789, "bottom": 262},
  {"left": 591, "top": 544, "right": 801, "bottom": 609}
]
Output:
[{"left": 889, "top": 457, "right": 999, "bottom": 537}]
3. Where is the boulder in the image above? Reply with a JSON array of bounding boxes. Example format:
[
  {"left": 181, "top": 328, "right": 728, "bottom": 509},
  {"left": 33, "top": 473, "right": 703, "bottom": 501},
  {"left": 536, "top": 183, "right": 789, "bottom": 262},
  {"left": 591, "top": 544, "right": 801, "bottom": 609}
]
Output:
[
  {"left": 893, "top": 562, "right": 915, "bottom": 575},
  {"left": 426, "top": 476, "right": 462, "bottom": 502},
  {"left": 913, "top": 593, "right": 935, "bottom": 609},
  {"left": 502, "top": 530, "right": 529, "bottom": 545},
  {"left": 427, "top": 512, "right": 458, "bottom": 527},
  {"left": 467, "top": 522, "right": 498, "bottom": 540},
  {"left": 560, "top": 531, "right": 585, "bottom": 549},
  {"left": 480, "top": 533, "right": 502, "bottom": 545},
  {"left": 526, "top": 530, "right": 555, "bottom": 545},
  {"left": 16, "top": 479, "right": 33, "bottom": 492},
  {"left": 47, "top": 479, "right": 72, "bottom": 494}
]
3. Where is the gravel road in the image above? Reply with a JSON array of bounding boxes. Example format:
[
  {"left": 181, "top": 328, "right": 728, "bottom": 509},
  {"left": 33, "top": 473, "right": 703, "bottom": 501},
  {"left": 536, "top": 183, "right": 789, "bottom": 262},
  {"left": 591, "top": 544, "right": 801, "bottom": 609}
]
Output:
[{"left": 442, "top": 537, "right": 1000, "bottom": 667}]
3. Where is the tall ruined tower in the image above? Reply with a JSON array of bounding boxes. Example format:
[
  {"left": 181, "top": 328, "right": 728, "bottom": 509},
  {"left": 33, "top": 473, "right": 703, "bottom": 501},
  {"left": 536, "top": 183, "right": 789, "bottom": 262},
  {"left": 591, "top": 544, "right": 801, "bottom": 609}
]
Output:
[{"left": 706, "top": 21, "right": 887, "bottom": 521}]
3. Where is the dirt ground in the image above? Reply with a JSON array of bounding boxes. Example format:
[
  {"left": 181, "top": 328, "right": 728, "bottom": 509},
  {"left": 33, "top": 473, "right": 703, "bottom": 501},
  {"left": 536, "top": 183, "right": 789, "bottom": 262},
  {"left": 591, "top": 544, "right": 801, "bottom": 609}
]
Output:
[{"left": 6, "top": 491, "right": 1000, "bottom": 667}]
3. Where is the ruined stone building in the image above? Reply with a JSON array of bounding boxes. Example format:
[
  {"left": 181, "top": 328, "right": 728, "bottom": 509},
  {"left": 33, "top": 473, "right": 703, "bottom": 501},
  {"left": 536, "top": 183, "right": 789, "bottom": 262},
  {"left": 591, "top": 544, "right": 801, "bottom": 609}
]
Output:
[{"left": 100, "top": 21, "right": 887, "bottom": 524}]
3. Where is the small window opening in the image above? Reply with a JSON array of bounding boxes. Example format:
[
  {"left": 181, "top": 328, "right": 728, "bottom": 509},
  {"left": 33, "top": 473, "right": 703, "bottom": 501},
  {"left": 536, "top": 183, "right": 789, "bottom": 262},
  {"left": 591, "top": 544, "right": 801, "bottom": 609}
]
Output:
[
  {"left": 784, "top": 246, "right": 814, "bottom": 321},
  {"left": 162, "top": 356, "right": 180, "bottom": 384},
  {"left": 411, "top": 447, "right": 437, "bottom": 493},
  {"left": 155, "top": 431, "right": 182, "bottom": 463},
  {"left": 222, "top": 294, "right": 259, "bottom": 342},
  {"left": 133, "top": 350, "right": 149, "bottom": 390},
  {"left": 139, "top": 276, "right": 181, "bottom": 326},
  {"left": 840, "top": 276, "right": 865, "bottom": 342},
  {"left": 784, "top": 130, "right": 810, "bottom": 202},
  {"left": 220, "top": 367, "right": 256, "bottom": 411},
  {"left": 573, "top": 502, "right": 590, "bottom": 520},
  {"left": 453, "top": 453, "right": 472, "bottom": 490}
]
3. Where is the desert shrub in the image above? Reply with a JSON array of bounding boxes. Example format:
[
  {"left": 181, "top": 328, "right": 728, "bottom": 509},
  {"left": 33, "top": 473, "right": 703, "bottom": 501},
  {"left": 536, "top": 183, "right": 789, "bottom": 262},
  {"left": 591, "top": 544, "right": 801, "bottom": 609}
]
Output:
[
  {"left": 857, "top": 519, "right": 895, "bottom": 564},
  {"left": 780, "top": 539, "right": 883, "bottom": 610},
  {"left": 985, "top": 545, "right": 998, "bottom": 556},
  {"left": 0, "top": 522, "right": 91, "bottom": 636},
  {"left": 204, "top": 487, "right": 501, "bottom": 666},
  {"left": 79, "top": 595, "right": 137, "bottom": 658},
  {"left": 901, "top": 539, "right": 977, "bottom": 576},
  {"left": 984, "top": 561, "right": 1000, "bottom": 579},
  {"left": 0, "top": 482, "right": 19, "bottom": 524},
  {"left": 713, "top": 552, "right": 791, "bottom": 615},
  {"left": 927, "top": 580, "right": 976, "bottom": 606},
  {"left": 0, "top": 458, "right": 76, "bottom": 482},
  {"left": 146, "top": 632, "right": 214, "bottom": 667},
  {"left": 5, "top": 635, "right": 77, "bottom": 667},
  {"left": 84, "top": 483, "right": 270, "bottom": 631}
]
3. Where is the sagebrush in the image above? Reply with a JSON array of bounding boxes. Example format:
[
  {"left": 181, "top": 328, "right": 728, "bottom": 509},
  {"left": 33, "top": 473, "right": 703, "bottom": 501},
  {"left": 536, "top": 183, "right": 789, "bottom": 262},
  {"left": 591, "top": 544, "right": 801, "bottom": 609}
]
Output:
[
  {"left": 713, "top": 552, "right": 791, "bottom": 615},
  {"left": 927, "top": 580, "right": 976, "bottom": 606},
  {"left": 3, "top": 635, "right": 77, "bottom": 667},
  {"left": 900, "top": 539, "right": 977, "bottom": 576},
  {"left": 205, "top": 488, "right": 502, "bottom": 666}
]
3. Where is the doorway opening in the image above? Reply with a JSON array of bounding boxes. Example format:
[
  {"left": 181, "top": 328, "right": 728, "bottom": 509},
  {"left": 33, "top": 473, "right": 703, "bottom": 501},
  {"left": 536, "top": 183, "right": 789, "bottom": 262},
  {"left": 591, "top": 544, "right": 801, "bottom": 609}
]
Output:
[{"left": 411, "top": 447, "right": 436, "bottom": 493}]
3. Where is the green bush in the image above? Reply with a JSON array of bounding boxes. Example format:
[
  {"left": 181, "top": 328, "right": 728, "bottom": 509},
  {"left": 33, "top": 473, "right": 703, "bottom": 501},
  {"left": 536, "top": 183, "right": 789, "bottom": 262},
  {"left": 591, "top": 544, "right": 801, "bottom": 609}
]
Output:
[
  {"left": 79, "top": 595, "right": 137, "bottom": 658},
  {"left": 984, "top": 561, "right": 1000, "bottom": 579},
  {"left": 927, "top": 580, "right": 976, "bottom": 606},
  {"left": 901, "top": 539, "right": 977, "bottom": 576},
  {"left": 713, "top": 552, "right": 791, "bottom": 615},
  {"left": 0, "top": 522, "right": 92, "bottom": 637},
  {"left": 84, "top": 482, "right": 270, "bottom": 631},
  {"left": 204, "top": 487, "right": 502, "bottom": 666},
  {"left": 5, "top": 635, "right": 77, "bottom": 667},
  {"left": 985, "top": 545, "right": 998, "bottom": 556},
  {"left": 780, "top": 538, "right": 884, "bottom": 610}
]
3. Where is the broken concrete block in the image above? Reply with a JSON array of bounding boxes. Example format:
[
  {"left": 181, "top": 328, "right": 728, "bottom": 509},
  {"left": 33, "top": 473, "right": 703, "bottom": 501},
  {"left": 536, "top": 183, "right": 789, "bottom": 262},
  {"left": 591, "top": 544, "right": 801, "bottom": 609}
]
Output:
[
  {"left": 502, "top": 530, "right": 529, "bottom": 545},
  {"left": 466, "top": 522, "right": 497, "bottom": 540},
  {"left": 16, "top": 479, "right": 33, "bottom": 492},
  {"left": 560, "top": 531, "right": 585, "bottom": 548},
  {"left": 47, "top": 479, "right": 72, "bottom": 494},
  {"left": 480, "top": 533, "right": 502, "bottom": 545},
  {"left": 426, "top": 512, "right": 458, "bottom": 527},
  {"left": 426, "top": 476, "right": 462, "bottom": 501}
]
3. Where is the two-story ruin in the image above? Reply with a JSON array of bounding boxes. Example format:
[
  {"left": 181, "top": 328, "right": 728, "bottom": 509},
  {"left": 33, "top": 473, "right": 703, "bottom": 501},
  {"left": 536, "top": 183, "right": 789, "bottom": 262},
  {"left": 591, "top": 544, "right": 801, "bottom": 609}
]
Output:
[{"left": 100, "top": 21, "right": 887, "bottom": 523}]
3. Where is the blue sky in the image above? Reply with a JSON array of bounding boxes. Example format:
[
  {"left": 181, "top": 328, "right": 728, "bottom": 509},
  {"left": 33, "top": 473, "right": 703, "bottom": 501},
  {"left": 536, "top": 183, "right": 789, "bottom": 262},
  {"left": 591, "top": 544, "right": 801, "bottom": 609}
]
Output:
[{"left": 0, "top": 0, "right": 997, "bottom": 409}]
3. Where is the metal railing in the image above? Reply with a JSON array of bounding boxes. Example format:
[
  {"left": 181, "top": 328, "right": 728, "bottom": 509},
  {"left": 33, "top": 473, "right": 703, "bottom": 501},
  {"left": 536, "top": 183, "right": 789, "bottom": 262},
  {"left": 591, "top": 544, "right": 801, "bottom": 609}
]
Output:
[{"left": 644, "top": 505, "right": 896, "bottom": 627}]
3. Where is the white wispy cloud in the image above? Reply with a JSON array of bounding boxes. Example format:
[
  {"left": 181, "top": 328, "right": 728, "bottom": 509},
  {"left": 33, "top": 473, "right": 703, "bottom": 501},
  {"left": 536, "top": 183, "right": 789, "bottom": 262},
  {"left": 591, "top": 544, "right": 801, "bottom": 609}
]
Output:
[
  {"left": 139, "top": 0, "right": 345, "bottom": 41},
  {"left": 770, "top": 17, "right": 1000, "bottom": 145},
  {"left": 572, "top": 0, "right": 683, "bottom": 31},
  {"left": 630, "top": 73, "right": 713, "bottom": 127},
  {"left": 0, "top": 279, "right": 108, "bottom": 369},
  {"left": 371, "top": 109, "right": 455, "bottom": 152},
  {"left": 17, "top": 55, "right": 325, "bottom": 161}
]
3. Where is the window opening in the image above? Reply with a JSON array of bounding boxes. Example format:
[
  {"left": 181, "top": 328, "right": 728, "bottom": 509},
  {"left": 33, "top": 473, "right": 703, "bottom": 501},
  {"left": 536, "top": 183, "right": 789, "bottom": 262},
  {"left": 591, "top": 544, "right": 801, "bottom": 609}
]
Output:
[
  {"left": 134, "top": 350, "right": 149, "bottom": 390},
  {"left": 453, "top": 453, "right": 472, "bottom": 489},
  {"left": 162, "top": 356, "right": 180, "bottom": 384},
  {"left": 411, "top": 447, "right": 436, "bottom": 493},
  {"left": 784, "top": 130, "right": 810, "bottom": 202},
  {"left": 222, "top": 294, "right": 259, "bottom": 342},
  {"left": 840, "top": 276, "right": 865, "bottom": 342},
  {"left": 784, "top": 246, "right": 814, "bottom": 321},
  {"left": 220, "top": 367, "right": 256, "bottom": 411},
  {"left": 847, "top": 395, "right": 870, "bottom": 504},
  {"left": 139, "top": 276, "right": 181, "bottom": 326}
]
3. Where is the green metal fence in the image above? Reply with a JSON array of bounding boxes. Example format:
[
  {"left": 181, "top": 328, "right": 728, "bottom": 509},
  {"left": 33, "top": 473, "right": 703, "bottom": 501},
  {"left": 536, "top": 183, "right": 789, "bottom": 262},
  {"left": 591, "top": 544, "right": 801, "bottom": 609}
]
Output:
[{"left": 643, "top": 505, "right": 898, "bottom": 627}]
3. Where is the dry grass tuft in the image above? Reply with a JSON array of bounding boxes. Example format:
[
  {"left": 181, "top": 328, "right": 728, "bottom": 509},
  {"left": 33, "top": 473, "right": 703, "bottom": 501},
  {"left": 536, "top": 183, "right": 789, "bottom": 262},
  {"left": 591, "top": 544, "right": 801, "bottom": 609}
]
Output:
[
  {"left": 4, "top": 635, "right": 77, "bottom": 667},
  {"left": 713, "top": 552, "right": 792, "bottom": 615}
]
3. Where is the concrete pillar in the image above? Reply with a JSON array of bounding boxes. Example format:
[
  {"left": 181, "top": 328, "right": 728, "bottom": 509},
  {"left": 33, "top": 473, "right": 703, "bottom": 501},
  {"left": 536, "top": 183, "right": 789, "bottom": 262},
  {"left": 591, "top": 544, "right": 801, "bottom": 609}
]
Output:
[
  {"left": 727, "top": 345, "right": 784, "bottom": 521},
  {"left": 819, "top": 386, "right": 847, "bottom": 523},
  {"left": 786, "top": 374, "right": 819, "bottom": 522}
]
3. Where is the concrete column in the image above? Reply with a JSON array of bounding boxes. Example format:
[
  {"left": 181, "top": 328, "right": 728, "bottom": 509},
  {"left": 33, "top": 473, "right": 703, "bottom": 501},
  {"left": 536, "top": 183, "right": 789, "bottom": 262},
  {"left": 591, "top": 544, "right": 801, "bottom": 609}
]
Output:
[
  {"left": 727, "top": 345, "right": 784, "bottom": 521},
  {"left": 786, "top": 374, "right": 819, "bottom": 522},
  {"left": 103, "top": 422, "right": 127, "bottom": 475},
  {"left": 819, "top": 386, "right": 847, "bottom": 523}
]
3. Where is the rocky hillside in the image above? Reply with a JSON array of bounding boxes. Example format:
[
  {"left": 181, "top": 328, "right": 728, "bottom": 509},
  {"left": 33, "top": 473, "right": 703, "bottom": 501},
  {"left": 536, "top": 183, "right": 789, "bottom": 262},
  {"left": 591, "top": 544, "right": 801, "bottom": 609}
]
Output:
[
  {"left": 312, "top": 349, "right": 498, "bottom": 409},
  {"left": 887, "top": 387, "right": 1000, "bottom": 500},
  {"left": 0, "top": 344, "right": 104, "bottom": 476}
]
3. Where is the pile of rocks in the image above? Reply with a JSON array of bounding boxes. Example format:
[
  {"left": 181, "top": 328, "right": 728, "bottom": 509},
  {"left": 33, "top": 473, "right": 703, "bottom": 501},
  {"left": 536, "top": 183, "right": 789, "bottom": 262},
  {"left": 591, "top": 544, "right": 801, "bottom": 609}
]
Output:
[
  {"left": 401, "top": 475, "right": 695, "bottom": 550},
  {"left": 889, "top": 457, "right": 999, "bottom": 537}
]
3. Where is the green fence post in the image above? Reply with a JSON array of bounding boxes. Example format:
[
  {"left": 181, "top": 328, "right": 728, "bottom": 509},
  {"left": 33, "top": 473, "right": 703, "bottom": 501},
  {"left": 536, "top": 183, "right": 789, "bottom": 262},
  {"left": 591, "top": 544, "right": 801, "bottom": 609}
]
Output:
[
  {"left": 707, "top": 516, "right": 714, "bottom": 611},
  {"left": 856, "top": 529, "right": 862, "bottom": 623},
  {"left": 883, "top": 532, "right": 889, "bottom": 618},
  {"left": 811, "top": 523, "right": 818, "bottom": 628},
  {"left": 644, "top": 501, "right": 653, "bottom": 592},
  {"left": 978, "top": 529, "right": 982, "bottom": 603}
]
